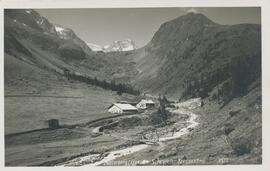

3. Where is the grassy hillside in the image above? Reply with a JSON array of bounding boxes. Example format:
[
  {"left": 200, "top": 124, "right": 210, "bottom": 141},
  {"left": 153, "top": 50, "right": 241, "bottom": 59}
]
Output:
[{"left": 4, "top": 53, "right": 127, "bottom": 134}]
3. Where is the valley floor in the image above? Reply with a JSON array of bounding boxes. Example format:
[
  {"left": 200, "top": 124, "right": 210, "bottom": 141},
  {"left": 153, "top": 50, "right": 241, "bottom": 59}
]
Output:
[{"left": 5, "top": 83, "right": 262, "bottom": 166}]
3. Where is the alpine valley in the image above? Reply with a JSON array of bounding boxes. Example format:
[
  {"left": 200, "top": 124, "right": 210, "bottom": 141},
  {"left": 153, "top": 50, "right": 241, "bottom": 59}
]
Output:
[{"left": 4, "top": 9, "right": 261, "bottom": 166}]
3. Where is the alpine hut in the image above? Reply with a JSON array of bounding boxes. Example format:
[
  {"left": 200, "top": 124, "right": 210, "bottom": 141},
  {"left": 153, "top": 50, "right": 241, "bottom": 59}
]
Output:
[
  {"left": 136, "top": 99, "right": 155, "bottom": 109},
  {"left": 108, "top": 103, "right": 138, "bottom": 114}
]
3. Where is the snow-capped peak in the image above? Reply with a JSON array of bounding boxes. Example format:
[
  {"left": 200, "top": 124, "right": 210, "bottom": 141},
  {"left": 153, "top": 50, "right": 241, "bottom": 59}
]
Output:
[{"left": 87, "top": 39, "right": 137, "bottom": 52}]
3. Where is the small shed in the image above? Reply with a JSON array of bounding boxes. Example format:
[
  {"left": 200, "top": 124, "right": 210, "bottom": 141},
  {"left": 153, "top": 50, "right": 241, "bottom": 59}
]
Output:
[
  {"left": 136, "top": 99, "right": 155, "bottom": 109},
  {"left": 108, "top": 103, "right": 138, "bottom": 114}
]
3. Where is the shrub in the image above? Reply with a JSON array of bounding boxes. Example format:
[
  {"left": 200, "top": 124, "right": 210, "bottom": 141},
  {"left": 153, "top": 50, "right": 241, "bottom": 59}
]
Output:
[
  {"left": 229, "top": 109, "right": 241, "bottom": 117},
  {"left": 222, "top": 130, "right": 253, "bottom": 156},
  {"left": 223, "top": 123, "right": 235, "bottom": 135},
  {"left": 231, "top": 137, "right": 252, "bottom": 156}
]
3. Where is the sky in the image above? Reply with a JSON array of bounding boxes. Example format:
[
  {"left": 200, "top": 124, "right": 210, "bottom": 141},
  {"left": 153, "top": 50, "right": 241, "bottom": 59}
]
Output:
[{"left": 36, "top": 7, "right": 261, "bottom": 48}]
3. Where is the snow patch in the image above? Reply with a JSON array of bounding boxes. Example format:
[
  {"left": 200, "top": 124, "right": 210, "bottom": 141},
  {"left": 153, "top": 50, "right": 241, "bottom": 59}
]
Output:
[
  {"left": 54, "top": 25, "right": 65, "bottom": 33},
  {"left": 87, "top": 43, "right": 103, "bottom": 51},
  {"left": 104, "top": 45, "right": 110, "bottom": 49},
  {"left": 54, "top": 25, "right": 69, "bottom": 39},
  {"left": 25, "top": 10, "right": 32, "bottom": 14},
  {"left": 37, "top": 18, "right": 44, "bottom": 25}
]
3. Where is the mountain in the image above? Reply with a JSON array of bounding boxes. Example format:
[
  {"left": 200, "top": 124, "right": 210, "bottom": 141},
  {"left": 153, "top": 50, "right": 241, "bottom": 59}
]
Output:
[
  {"left": 130, "top": 13, "right": 261, "bottom": 102},
  {"left": 126, "top": 12, "right": 261, "bottom": 164},
  {"left": 4, "top": 9, "right": 138, "bottom": 86},
  {"left": 103, "top": 39, "right": 137, "bottom": 52},
  {"left": 4, "top": 10, "right": 261, "bottom": 102},
  {"left": 4, "top": 9, "right": 103, "bottom": 78},
  {"left": 87, "top": 39, "right": 137, "bottom": 52}
]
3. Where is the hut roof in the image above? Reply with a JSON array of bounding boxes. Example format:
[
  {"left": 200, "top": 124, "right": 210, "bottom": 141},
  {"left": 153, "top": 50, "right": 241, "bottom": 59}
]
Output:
[{"left": 109, "top": 103, "right": 138, "bottom": 110}]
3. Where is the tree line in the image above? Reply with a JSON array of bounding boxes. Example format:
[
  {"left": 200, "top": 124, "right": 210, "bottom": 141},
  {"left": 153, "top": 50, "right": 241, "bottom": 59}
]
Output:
[
  {"left": 180, "top": 52, "right": 261, "bottom": 105},
  {"left": 63, "top": 69, "right": 140, "bottom": 96}
]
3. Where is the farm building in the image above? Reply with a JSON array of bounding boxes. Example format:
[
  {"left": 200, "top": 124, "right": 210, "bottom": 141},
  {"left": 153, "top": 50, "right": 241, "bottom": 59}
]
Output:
[
  {"left": 108, "top": 103, "right": 138, "bottom": 114},
  {"left": 136, "top": 99, "right": 155, "bottom": 109}
]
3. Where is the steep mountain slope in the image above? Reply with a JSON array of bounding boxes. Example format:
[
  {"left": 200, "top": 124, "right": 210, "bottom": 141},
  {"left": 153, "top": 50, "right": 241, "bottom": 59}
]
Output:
[
  {"left": 131, "top": 13, "right": 261, "bottom": 102},
  {"left": 4, "top": 9, "right": 96, "bottom": 75},
  {"left": 5, "top": 9, "right": 57, "bottom": 34},
  {"left": 127, "top": 14, "right": 261, "bottom": 163},
  {"left": 54, "top": 24, "right": 92, "bottom": 55}
]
